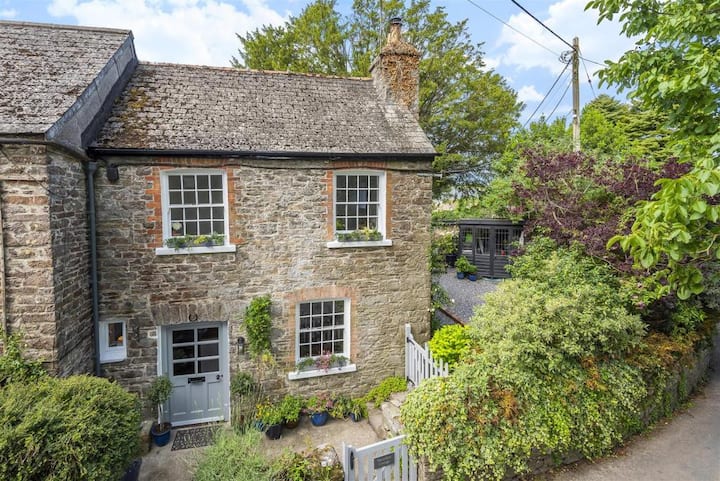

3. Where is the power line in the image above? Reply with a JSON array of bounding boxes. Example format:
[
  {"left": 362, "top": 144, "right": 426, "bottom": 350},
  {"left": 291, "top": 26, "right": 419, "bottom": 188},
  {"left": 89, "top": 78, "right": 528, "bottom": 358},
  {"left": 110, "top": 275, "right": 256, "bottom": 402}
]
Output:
[
  {"left": 580, "top": 56, "right": 605, "bottom": 67},
  {"left": 547, "top": 80, "right": 572, "bottom": 119},
  {"left": 523, "top": 61, "right": 571, "bottom": 128},
  {"left": 580, "top": 56, "right": 597, "bottom": 99},
  {"left": 464, "top": 0, "right": 562, "bottom": 58},
  {"left": 509, "top": 0, "right": 574, "bottom": 50}
]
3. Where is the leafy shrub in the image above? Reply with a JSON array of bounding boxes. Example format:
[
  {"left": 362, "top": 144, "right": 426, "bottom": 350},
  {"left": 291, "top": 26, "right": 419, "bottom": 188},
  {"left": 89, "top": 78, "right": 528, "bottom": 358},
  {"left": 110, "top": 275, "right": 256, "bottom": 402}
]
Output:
[
  {"left": 0, "top": 329, "right": 46, "bottom": 386},
  {"left": 195, "top": 429, "right": 343, "bottom": 481},
  {"left": 194, "top": 430, "right": 271, "bottom": 481},
  {"left": 428, "top": 325, "right": 471, "bottom": 366},
  {"left": 454, "top": 255, "right": 477, "bottom": 274},
  {"left": 669, "top": 301, "right": 706, "bottom": 337},
  {"left": 402, "top": 357, "right": 646, "bottom": 481},
  {"left": 245, "top": 295, "right": 272, "bottom": 357},
  {"left": 402, "top": 241, "right": 650, "bottom": 480},
  {"left": 362, "top": 376, "right": 407, "bottom": 407},
  {"left": 0, "top": 375, "right": 141, "bottom": 481},
  {"left": 271, "top": 450, "right": 343, "bottom": 481}
]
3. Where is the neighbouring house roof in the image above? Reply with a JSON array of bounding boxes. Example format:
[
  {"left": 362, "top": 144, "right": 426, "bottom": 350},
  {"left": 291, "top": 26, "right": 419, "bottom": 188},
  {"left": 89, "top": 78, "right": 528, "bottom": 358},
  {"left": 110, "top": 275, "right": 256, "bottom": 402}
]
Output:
[
  {"left": 0, "top": 21, "right": 133, "bottom": 137},
  {"left": 93, "top": 63, "right": 436, "bottom": 155}
]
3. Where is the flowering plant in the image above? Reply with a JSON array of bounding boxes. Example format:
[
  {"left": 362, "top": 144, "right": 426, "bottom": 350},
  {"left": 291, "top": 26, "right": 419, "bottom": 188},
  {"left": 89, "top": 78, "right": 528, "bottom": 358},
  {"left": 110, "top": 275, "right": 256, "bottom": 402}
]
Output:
[
  {"left": 304, "top": 393, "right": 334, "bottom": 415},
  {"left": 256, "top": 400, "right": 284, "bottom": 426}
]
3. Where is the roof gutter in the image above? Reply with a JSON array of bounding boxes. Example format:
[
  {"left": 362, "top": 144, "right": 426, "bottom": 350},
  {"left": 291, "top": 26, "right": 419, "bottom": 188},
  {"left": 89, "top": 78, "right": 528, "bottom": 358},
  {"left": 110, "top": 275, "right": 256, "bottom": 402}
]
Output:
[{"left": 87, "top": 147, "right": 436, "bottom": 161}]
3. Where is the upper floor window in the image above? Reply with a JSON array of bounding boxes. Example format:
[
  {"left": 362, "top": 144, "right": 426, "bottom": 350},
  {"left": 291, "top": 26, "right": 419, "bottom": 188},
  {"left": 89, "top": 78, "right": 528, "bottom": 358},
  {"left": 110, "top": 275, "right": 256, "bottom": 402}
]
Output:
[
  {"left": 331, "top": 171, "right": 390, "bottom": 247},
  {"left": 157, "top": 169, "right": 235, "bottom": 255}
]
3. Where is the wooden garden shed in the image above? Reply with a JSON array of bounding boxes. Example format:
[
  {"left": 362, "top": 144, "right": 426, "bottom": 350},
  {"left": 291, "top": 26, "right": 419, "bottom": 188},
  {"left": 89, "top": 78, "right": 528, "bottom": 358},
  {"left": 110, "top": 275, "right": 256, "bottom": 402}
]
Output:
[{"left": 457, "top": 219, "right": 524, "bottom": 279}]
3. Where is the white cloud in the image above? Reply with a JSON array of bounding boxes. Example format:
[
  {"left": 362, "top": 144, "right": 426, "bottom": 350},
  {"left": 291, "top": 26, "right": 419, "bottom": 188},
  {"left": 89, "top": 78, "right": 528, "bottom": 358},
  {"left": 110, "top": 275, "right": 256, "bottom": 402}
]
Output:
[
  {"left": 517, "top": 85, "right": 544, "bottom": 103},
  {"left": 0, "top": 8, "right": 17, "bottom": 18},
  {"left": 483, "top": 55, "right": 500, "bottom": 71},
  {"left": 494, "top": 0, "right": 635, "bottom": 78},
  {"left": 47, "top": 0, "right": 289, "bottom": 66}
]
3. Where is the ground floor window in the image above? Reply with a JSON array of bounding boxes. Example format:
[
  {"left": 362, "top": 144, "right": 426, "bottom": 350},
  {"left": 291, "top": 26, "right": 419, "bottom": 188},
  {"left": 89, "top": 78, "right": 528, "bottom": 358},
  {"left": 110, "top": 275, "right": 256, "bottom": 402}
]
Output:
[
  {"left": 297, "top": 299, "right": 349, "bottom": 361},
  {"left": 100, "top": 320, "right": 126, "bottom": 363}
]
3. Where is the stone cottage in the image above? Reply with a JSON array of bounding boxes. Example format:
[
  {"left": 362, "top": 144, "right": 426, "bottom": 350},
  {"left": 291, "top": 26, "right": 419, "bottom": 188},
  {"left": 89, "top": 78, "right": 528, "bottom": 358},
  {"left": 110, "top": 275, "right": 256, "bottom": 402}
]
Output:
[{"left": 0, "top": 19, "right": 435, "bottom": 426}]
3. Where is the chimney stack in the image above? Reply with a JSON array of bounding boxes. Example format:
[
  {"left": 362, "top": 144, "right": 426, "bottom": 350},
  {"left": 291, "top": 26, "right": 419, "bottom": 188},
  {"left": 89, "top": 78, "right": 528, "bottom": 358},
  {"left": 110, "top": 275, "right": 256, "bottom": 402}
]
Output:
[{"left": 370, "top": 18, "right": 420, "bottom": 117}]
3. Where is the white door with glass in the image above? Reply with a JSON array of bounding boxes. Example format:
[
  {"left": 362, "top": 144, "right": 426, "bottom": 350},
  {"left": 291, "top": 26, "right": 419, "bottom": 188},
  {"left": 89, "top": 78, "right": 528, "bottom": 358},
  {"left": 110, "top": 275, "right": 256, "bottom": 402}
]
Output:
[{"left": 164, "top": 323, "right": 228, "bottom": 426}]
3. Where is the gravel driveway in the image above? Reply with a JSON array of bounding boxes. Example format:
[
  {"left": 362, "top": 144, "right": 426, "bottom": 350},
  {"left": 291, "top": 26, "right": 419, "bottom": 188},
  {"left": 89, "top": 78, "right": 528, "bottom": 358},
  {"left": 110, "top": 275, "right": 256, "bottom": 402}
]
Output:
[{"left": 433, "top": 268, "right": 502, "bottom": 324}]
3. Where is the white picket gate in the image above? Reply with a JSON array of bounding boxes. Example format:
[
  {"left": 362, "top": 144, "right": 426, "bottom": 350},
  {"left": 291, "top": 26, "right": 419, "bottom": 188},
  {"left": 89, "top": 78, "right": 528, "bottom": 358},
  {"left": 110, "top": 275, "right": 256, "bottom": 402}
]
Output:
[
  {"left": 343, "top": 435, "right": 417, "bottom": 481},
  {"left": 404, "top": 324, "right": 448, "bottom": 387}
]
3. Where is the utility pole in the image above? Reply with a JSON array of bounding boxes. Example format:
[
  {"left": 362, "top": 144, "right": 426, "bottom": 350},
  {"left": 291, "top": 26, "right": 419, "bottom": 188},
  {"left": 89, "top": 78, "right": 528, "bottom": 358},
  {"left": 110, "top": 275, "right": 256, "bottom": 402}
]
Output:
[{"left": 572, "top": 37, "right": 581, "bottom": 152}]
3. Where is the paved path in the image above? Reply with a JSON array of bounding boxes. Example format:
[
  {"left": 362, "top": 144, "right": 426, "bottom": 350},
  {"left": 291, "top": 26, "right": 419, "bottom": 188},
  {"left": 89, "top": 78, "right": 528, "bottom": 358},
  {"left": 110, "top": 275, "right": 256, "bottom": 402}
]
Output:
[{"left": 543, "top": 330, "right": 720, "bottom": 481}]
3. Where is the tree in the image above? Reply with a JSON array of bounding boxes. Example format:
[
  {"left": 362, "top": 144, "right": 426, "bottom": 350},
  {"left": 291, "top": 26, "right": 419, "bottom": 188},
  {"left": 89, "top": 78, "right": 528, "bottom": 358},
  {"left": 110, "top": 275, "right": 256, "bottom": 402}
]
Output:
[
  {"left": 587, "top": 0, "right": 720, "bottom": 298},
  {"left": 234, "top": 0, "right": 522, "bottom": 198}
]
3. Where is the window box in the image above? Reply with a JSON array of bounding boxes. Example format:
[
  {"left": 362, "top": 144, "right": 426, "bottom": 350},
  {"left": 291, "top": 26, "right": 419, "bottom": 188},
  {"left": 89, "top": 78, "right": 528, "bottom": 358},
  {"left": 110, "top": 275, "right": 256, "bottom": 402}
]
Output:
[{"left": 288, "top": 363, "right": 357, "bottom": 380}]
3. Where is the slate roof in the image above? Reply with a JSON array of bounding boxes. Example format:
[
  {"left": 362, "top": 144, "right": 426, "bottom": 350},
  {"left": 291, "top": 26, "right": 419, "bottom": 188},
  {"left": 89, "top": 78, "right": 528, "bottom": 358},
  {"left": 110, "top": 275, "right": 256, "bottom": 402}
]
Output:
[
  {"left": 0, "top": 21, "right": 132, "bottom": 135},
  {"left": 94, "top": 63, "right": 435, "bottom": 155}
]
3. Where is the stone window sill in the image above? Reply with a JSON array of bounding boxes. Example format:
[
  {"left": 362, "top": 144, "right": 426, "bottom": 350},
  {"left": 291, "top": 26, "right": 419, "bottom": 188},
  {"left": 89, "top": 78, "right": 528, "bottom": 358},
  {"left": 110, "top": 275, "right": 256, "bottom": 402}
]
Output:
[
  {"left": 287, "top": 363, "right": 357, "bottom": 381},
  {"left": 155, "top": 244, "right": 237, "bottom": 256},
  {"left": 326, "top": 240, "right": 393, "bottom": 249},
  {"left": 100, "top": 354, "right": 126, "bottom": 364}
]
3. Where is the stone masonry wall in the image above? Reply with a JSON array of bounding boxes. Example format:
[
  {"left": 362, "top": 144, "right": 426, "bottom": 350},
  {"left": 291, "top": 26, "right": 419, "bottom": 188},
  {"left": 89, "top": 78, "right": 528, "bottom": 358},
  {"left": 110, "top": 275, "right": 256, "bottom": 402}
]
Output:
[
  {"left": 97, "top": 157, "right": 432, "bottom": 403},
  {"left": 47, "top": 148, "right": 93, "bottom": 375},
  {"left": 0, "top": 143, "right": 56, "bottom": 365}
]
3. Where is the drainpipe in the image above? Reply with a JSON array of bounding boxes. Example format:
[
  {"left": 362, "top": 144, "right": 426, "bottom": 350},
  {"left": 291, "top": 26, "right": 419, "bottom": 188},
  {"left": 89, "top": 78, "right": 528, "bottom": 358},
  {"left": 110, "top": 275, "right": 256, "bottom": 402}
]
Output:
[{"left": 87, "top": 161, "right": 101, "bottom": 376}]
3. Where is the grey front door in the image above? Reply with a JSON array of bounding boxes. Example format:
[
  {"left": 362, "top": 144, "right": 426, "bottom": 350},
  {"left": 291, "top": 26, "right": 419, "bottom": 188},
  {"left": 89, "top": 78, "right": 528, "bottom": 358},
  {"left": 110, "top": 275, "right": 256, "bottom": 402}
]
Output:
[{"left": 165, "top": 322, "right": 228, "bottom": 426}]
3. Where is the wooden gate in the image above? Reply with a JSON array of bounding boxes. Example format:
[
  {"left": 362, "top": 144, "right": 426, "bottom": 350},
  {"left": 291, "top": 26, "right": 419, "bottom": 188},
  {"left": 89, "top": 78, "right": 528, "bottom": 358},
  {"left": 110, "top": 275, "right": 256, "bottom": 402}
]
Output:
[
  {"left": 344, "top": 435, "right": 417, "bottom": 481},
  {"left": 405, "top": 324, "right": 449, "bottom": 387}
]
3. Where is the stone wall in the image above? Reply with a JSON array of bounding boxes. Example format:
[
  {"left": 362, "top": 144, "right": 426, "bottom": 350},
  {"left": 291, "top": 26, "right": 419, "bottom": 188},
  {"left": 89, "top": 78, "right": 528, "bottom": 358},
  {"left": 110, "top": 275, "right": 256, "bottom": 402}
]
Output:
[
  {"left": 97, "top": 157, "right": 432, "bottom": 402},
  {"left": 47, "top": 148, "right": 93, "bottom": 375},
  {"left": 0, "top": 144, "right": 56, "bottom": 365}
]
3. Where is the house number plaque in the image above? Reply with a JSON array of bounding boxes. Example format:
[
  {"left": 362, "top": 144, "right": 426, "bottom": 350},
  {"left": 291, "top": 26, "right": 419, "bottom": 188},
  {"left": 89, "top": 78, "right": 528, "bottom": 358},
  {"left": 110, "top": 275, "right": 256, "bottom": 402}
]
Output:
[{"left": 373, "top": 453, "right": 395, "bottom": 469}]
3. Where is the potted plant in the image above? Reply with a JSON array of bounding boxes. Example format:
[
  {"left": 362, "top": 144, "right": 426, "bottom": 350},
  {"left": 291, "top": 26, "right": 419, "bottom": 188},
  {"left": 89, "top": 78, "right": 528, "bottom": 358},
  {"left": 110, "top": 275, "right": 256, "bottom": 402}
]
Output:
[
  {"left": 147, "top": 376, "right": 173, "bottom": 447},
  {"left": 164, "top": 236, "right": 190, "bottom": 250},
  {"left": 305, "top": 393, "right": 333, "bottom": 427},
  {"left": 455, "top": 256, "right": 476, "bottom": 280},
  {"left": 279, "top": 394, "right": 303, "bottom": 429},
  {"left": 257, "top": 401, "right": 284, "bottom": 440},
  {"left": 348, "top": 398, "right": 368, "bottom": 422},
  {"left": 329, "top": 396, "right": 351, "bottom": 420}
]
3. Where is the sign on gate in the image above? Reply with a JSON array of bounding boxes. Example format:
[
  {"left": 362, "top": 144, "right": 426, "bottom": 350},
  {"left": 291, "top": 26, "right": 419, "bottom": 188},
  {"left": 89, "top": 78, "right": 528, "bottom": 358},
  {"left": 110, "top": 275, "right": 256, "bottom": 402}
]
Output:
[{"left": 343, "top": 435, "right": 418, "bottom": 481}]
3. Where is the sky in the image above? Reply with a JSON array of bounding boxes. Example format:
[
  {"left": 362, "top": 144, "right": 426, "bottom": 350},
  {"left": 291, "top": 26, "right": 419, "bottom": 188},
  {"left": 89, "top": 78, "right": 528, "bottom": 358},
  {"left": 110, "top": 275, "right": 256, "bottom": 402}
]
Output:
[{"left": 0, "top": 0, "right": 637, "bottom": 125}]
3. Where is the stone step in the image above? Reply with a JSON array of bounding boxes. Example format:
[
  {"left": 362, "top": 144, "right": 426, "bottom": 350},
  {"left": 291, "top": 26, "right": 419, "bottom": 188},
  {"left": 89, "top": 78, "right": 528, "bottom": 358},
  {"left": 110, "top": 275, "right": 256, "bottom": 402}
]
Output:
[
  {"left": 367, "top": 405, "right": 386, "bottom": 439},
  {"left": 368, "top": 391, "right": 410, "bottom": 440}
]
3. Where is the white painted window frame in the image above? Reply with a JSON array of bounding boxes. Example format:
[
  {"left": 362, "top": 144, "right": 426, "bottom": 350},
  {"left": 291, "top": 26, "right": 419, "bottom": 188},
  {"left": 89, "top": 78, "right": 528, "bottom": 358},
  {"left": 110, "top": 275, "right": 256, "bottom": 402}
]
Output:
[
  {"left": 99, "top": 319, "right": 126, "bottom": 363},
  {"left": 156, "top": 168, "right": 236, "bottom": 255},
  {"left": 327, "top": 170, "right": 392, "bottom": 249},
  {"left": 288, "top": 298, "right": 356, "bottom": 380}
]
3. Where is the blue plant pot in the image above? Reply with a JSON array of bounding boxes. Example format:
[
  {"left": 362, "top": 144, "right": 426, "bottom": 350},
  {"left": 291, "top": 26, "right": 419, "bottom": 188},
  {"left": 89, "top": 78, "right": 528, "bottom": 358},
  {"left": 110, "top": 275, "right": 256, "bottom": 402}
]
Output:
[
  {"left": 456, "top": 272, "right": 465, "bottom": 279},
  {"left": 150, "top": 423, "right": 171, "bottom": 447},
  {"left": 310, "top": 411, "right": 329, "bottom": 426},
  {"left": 468, "top": 274, "right": 477, "bottom": 281}
]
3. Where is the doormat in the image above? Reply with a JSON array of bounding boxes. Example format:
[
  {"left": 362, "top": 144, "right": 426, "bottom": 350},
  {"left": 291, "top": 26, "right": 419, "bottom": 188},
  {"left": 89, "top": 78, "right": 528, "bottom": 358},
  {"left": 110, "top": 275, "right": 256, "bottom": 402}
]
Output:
[{"left": 171, "top": 426, "right": 218, "bottom": 451}]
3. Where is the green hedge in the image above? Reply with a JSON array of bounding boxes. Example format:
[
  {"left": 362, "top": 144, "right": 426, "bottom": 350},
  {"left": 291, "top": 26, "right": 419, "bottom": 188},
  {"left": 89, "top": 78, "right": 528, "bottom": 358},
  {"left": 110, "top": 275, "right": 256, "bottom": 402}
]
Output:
[
  {"left": 401, "top": 241, "right": 652, "bottom": 480},
  {"left": 428, "top": 325, "right": 471, "bottom": 367},
  {"left": 0, "top": 375, "right": 141, "bottom": 481}
]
